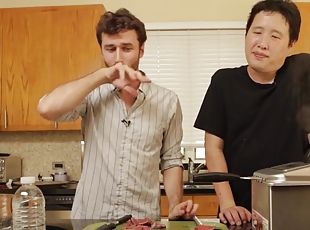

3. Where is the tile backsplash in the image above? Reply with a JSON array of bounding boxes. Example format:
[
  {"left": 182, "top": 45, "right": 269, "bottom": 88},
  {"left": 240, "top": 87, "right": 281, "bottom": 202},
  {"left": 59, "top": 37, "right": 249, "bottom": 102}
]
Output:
[
  {"left": 0, "top": 131, "right": 206, "bottom": 183},
  {"left": 0, "top": 131, "right": 83, "bottom": 181}
]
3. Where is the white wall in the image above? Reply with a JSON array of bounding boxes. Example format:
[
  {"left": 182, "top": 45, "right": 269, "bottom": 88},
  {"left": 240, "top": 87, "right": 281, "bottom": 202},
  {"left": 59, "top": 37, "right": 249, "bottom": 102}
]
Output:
[{"left": 1, "top": 0, "right": 309, "bottom": 22}]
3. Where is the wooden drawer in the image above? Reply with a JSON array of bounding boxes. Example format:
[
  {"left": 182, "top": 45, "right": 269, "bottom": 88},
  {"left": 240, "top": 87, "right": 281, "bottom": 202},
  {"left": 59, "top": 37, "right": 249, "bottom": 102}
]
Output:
[
  {"left": 160, "top": 195, "right": 192, "bottom": 217},
  {"left": 160, "top": 195, "right": 218, "bottom": 217},
  {"left": 193, "top": 195, "right": 219, "bottom": 217}
]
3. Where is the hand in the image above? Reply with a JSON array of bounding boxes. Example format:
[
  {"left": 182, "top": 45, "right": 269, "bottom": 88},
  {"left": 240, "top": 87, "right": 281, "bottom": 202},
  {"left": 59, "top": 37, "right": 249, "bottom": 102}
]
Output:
[
  {"left": 105, "top": 63, "right": 151, "bottom": 96},
  {"left": 219, "top": 205, "right": 251, "bottom": 226},
  {"left": 168, "top": 200, "right": 199, "bottom": 220}
]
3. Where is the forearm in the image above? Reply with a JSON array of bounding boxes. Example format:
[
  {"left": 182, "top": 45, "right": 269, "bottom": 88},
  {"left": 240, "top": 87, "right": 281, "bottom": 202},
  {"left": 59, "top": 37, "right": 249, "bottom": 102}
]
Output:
[
  {"left": 205, "top": 133, "right": 236, "bottom": 210},
  {"left": 163, "top": 166, "right": 183, "bottom": 212},
  {"left": 38, "top": 68, "right": 109, "bottom": 120},
  {"left": 206, "top": 149, "right": 235, "bottom": 210}
]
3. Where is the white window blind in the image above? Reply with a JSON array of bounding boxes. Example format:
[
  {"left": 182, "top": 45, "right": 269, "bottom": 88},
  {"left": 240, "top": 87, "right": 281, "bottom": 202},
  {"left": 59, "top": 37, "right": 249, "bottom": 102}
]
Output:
[{"left": 140, "top": 29, "right": 247, "bottom": 145}]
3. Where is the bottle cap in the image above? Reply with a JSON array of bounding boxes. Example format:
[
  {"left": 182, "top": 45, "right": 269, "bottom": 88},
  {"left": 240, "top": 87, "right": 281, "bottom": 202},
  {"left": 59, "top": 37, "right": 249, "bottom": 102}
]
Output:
[{"left": 20, "top": 176, "right": 36, "bottom": 184}]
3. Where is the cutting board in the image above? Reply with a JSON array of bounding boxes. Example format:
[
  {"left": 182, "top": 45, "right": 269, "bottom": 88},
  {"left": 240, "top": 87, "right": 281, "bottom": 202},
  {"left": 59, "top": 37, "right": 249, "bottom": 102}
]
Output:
[{"left": 82, "top": 220, "right": 228, "bottom": 230}]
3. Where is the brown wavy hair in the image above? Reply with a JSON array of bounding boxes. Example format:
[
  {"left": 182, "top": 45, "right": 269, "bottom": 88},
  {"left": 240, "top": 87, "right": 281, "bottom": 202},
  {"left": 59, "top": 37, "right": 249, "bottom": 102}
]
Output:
[{"left": 96, "top": 8, "right": 147, "bottom": 47}]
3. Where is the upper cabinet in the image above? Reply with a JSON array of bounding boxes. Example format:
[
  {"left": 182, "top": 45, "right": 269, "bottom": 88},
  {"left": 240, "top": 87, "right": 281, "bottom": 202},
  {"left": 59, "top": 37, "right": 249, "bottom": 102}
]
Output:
[
  {"left": 0, "top": 11, "right": 3, "bottom": 130},
  {"left": 293, "top": 3, "right": 310, "bottom": 54},
  {"left": 0, "top": 5, "right": 104, "bottom": 131}
]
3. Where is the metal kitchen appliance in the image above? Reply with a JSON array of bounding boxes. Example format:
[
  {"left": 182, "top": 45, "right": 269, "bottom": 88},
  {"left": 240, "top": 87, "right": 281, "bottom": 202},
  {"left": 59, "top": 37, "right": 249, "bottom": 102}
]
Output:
[
  {"left": 0, "top": 153, "right": 22, "bottom": 183},
  {"left": 251, "top": 162, "right": 310, "bottom": 230},
  {"left": 193, "top": 161, "right": 310, "bottom": 230}
]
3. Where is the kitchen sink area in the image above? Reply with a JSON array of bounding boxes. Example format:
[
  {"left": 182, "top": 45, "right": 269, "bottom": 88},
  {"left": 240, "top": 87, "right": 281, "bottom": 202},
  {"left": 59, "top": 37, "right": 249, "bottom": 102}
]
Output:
[
  {"left": 160, "top": 181, "right": 214, "bottom": 195},
  {"left": 160, "top": 182, "right": 213, "bottom": 190},
  {"left": 183, "top": 183, "right": 213, "bottom": 189}
]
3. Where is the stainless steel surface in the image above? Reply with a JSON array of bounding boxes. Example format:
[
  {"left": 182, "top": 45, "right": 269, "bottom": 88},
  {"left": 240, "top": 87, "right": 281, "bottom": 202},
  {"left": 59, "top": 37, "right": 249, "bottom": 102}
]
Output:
[
  {"left": 0, "top": 154, "right": 22, "bottom": 183},
  {"left": 194, "top": 163, "right": 205, "bottom": 174},
  {"left": 188, "top": 157, "right": 195, "bottom": 183},
  {"left": 183, "top": 184, "right": 214, "bottom": 189},
  {"left": 253, "top": 162, "right": 310, "bottom": 185},
  {"left": 159, "top": 184, "right": 214, "bottom": 190},
  {"left": 188, "top": 157, "right": 205, "bottom": 183},
  {"left": 252, "top": 162, "right": 310, "bottom": 230}
]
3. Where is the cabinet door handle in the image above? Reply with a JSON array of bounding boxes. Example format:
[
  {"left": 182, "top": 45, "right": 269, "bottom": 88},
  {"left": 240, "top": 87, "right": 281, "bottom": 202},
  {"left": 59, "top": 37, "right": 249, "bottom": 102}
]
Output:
[
  {"left": 54, "top": 121, "right": 58, "bottom": 129},
  {"left": 4, "top": 109, "right": 8, "bottom": 129}
]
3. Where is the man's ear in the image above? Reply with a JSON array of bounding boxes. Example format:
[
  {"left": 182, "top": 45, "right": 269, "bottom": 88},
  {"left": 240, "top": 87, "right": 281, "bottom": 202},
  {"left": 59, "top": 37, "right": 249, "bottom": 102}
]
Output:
[{"left": 139, "top": 43, "right": 145, "bottom": 58}]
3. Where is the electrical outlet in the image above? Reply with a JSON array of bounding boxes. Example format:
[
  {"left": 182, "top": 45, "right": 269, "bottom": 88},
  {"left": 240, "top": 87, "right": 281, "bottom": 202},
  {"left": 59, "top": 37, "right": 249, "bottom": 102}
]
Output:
[{"left": 52, "top": 161, "right": 65, "bottom": 170}]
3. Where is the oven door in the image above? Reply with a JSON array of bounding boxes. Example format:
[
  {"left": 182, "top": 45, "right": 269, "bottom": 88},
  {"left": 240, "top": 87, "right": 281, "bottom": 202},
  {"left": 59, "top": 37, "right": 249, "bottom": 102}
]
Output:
[
  {"left": 45, "top": 195, "right": 74, "bottom": 219},
  {"left": 46, "top": 210, "right": 71, "bottom": 219}
]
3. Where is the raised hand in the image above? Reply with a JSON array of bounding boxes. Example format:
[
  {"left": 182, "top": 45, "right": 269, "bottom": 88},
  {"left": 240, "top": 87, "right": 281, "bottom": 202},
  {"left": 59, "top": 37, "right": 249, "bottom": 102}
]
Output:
[
  {"left": 105, "top": 63, "right": 151, "bottom": 96},
  {"left": 168, "top": 200, "right": 199, "bottom": 220}
]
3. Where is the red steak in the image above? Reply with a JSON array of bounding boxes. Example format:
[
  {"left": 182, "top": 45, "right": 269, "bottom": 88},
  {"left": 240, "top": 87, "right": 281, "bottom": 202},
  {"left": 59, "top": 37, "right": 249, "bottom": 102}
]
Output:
[{"left": 123, "top": 217, "right": 166, "bottom": 230}]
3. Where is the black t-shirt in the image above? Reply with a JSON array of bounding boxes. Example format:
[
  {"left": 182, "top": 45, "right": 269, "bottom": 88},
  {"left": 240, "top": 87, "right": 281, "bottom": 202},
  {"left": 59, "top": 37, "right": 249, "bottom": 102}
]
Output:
[{"left": 194, "top": 53, "right": 310, "bottom": 210}]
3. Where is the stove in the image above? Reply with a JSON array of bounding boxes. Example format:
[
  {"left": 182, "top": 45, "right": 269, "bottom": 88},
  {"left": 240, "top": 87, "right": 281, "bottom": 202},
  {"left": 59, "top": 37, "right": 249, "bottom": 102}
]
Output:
[
  {"left": 41, "top": 182, "right": 77, "bottom": 211},
  {"left": 41, "top": 182, "right": 77, "bottom": 219}
]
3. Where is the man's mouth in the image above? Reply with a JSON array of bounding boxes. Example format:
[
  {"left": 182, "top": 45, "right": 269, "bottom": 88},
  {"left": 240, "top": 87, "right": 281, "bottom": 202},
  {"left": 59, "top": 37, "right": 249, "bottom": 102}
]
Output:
[{"left": 253, "top": 51, "right": 269, "bottom": 59}]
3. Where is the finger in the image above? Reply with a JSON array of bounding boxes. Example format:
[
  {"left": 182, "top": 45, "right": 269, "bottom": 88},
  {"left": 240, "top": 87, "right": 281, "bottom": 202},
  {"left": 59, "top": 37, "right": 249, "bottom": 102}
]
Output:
[
  {"left": 187, "top": 203, "right": 199, "bottom": 216},
  {"left": 222, "top": 210, "right": 235, "bottom": 225},
  {"left": 236, "top": 208, "right": 247, "bottom": 224},
  {"left": 184, "top": 200, "right": 193, "bottom": 213},
  {"left": 123, "top": 65, "right": 139, "bottom": 81},
  {"left": 177, "top": 200, "right": 191, "bottom": 211},
  {"left": 115, "top": 63, "right": 125, "bottom": 81},
  {"left": 135, "top": 71, "right": 151, "bottom": 82},
  {"left": 169, "top": 207, "right": 185, "bottom": 219},
  {"left": 123, "top": 65, "right": 151, "bottom": 83},
  {"left": 219, "top": 212, "right": 228, "bottom": 224},
  {"left": 229, "top": 208, "right": 242, "bottom": 226},
  {"left": 245, "top": 209, "right": 252, "bottom": 222}
]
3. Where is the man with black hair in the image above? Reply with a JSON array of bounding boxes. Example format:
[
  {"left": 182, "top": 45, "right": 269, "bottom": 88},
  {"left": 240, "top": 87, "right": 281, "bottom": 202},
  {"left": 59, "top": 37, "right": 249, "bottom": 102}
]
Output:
[{"left": 195, "top": 0, "right": 310, "bottom": 226}]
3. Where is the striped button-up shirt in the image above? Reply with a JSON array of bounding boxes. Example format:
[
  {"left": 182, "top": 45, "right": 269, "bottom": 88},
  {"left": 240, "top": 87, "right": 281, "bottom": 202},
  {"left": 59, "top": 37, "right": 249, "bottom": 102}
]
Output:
[{"left": 59, "top": 82, "right": 183, "bottom": 220}]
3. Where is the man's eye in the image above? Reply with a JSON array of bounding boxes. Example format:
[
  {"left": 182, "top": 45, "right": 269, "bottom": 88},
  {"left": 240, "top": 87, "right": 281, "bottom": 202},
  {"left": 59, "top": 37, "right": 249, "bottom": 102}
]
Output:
[
  {"left": 253, "top": 31, "right": 261, "bottom": 34},
  {"left": 123, "top": 47, "right": 132, "bottom": 52},
  {"left": 105, "top": 48, "right": 115, "bottom": 52},
  {"left": 272, "top": 35, "right": 280, "bottom": 39}
]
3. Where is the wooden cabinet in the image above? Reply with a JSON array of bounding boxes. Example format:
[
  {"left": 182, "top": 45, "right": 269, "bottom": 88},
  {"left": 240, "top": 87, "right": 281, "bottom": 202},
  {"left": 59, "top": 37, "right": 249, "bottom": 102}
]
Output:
[
  {"left": 0, "top": 5, "right": 104, "bottom": 131},
  {"left": 160, "top": 195, "right": 219, "bottom": 217},
  {"left": 192, "top": 195, "right": 219, "bottom": 217},
  {"left": 0, "top": 11, "right": 3, "bottom": 129},
  {"left": 293, "top": 3, "right": 310, "bottom": 54}
]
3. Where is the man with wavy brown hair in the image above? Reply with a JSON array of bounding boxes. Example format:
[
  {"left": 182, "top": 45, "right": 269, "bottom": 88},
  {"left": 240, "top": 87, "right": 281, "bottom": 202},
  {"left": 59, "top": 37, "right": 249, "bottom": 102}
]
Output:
[{"left": 38, "top": 8, "right": 198, "bottom": 220}]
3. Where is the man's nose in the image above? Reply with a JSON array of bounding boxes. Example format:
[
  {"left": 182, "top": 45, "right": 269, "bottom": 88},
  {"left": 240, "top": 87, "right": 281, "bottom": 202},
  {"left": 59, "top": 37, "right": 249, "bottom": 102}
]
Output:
[
  {"left": 115, "top": 47, "right": 122, "bottom": 63},
  {"left": 257, "top": 36, "right": 268, "bottom": 50}
]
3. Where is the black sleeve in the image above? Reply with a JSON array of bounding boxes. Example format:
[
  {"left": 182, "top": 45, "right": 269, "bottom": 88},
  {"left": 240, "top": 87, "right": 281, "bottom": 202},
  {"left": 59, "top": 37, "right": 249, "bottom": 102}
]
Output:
[
  {"left": 292, "top": 53, "right": 310, "bottom": 133},
  {"left": 194, "top": 69, "right": 226, "bottom": 139}
]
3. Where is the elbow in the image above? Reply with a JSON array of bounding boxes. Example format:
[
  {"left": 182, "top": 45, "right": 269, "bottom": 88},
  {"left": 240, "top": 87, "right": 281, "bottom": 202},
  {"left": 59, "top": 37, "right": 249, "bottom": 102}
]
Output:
[{"left": 37, "top": 99, "right": 57, "bottom": 121}]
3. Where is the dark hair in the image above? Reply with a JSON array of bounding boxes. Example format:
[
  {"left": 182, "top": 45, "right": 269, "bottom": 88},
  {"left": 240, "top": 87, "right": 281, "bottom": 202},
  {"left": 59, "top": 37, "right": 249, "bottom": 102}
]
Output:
[
  {"left": 245, "top": 0, "right": 301, "bottom": 45},
  {"left": 96, "top": 8, "right": 147, "bottom": 47}
]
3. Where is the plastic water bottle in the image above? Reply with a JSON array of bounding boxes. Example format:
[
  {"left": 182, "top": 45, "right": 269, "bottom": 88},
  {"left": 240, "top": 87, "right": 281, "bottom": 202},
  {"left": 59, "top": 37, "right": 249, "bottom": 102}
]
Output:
[{"left": 12, "top": 176, "right": 46, "bottom": 230}]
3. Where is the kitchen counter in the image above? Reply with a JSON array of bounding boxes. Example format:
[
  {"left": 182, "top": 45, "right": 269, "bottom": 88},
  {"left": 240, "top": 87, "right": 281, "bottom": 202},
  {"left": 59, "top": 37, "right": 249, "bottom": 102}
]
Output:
[
  {"left": 1, "top": 182, "right": 215, "bottom": 195},
  {"left": 46, "top": 218, "right": 252, "bottom": 230},
  {"left": 0, "top": 182, "right": 77, "bottom": 195}
]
